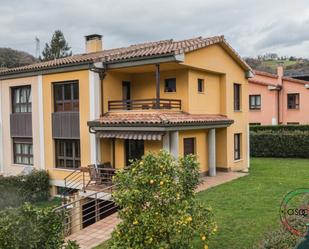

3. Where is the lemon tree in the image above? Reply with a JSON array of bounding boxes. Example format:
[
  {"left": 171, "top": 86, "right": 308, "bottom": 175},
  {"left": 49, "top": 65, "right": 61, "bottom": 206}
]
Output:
[{"left": 109, "top": 150, "right": 216, "bottom": 249}]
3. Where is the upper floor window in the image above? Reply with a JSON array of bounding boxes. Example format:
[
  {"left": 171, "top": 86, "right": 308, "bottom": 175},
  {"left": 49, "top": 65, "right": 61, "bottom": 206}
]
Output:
[
  {"left": 249, "top": 95, "right": 261, "bottom": 110},
  {"left": 234, "top": 83, "right": 241, "bottom": 111},
  {"left": 164, "top": 78, "right": 176, "bottom": 92},
  {"left": 54, "top": 81, "right": 79, "bottom": 112},
  {"left": 11, "top": 86, "right": 31, "bottom": 113},
  {"left": 198, "top": 79, "right": 205, "bottom": 93},
  {"left": 287, "top": 93, "right": 299, "bottom": 109},
  {"left": 55, "top": 139, "right": 80, "bottom": 169},
  {"left": 234, "top": 133, "right": 241, "bottom": 160},
  {"left": 183, "top": 137, "right": 196, "bottom": 156},
  {"left": 13, "top": 138, "right": 33, "bottom": 165}
]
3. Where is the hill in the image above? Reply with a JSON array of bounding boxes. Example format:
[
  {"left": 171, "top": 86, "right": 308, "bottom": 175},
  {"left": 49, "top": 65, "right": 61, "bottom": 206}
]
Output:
[
  {"left": 0, "top": 48, "right": 37, "bottom": 69},
  {"left": 245, "top": 57, "right": 309, "bottom": 76}
]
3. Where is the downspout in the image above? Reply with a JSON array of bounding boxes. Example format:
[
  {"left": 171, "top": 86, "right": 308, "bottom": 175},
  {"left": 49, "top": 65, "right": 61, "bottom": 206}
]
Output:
[{"left": 277, "top": 85, "right": 282, "bottom": 125}]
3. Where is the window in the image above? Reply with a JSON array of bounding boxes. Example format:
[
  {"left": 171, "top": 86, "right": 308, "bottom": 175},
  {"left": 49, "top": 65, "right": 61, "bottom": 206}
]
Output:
[
  {"left": 183, "top": 138, "right": 196, "bottom": 156},
  {"left": 164, "top": 78, "right": 176, "bottom": 92},
  {"left": 11, "top": 86, "right": 31, "bottom": 113},
  {"left": 287, "top": 93, "right": 299, "bottom": 109},
  {"left": 249, "top": 95, "right": 261, "bottom": 110},
  {"left": 249, "top": 123, "right": 261, "bottom": 126},
  {"left": 234, "top": 83, "right": 241, "bottom": 111},
  {"left": 55, "top": 139, "right": 80, "bottom": 169},
  {"left": 54, "top": 81, "right": 79, "bottom": 112},
  {"left": 198, "top": 79, "right": 204, "bottom": 93},
  {"left": 13, "top": 138, "right": 33, "bottom": 165},
  {"left": 287, "top": 122, "right": 300, "bottom": 125},
  {"left": 234, "top": 133, "right": 241, "bottom": 160}
]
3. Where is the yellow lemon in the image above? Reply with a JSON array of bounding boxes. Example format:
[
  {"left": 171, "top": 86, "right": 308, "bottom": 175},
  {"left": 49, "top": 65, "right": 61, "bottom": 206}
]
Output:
[
  {"left": 201, "top": 235, "right": 206, "bottom": 241},
  {"left": 150, "top": 180, "right": 154, "bottom": 184},
  {"left": 160, "top": 181, "right": 164, "bottom": 185},
  {"left": 204, "top": 245, "right": 208, "bottom": 249},
  {"left": 133, "top": 219, "right": 138, "bottom": 225}
]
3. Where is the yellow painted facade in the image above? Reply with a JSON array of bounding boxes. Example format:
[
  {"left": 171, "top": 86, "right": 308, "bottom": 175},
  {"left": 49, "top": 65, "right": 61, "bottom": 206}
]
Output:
[
  {"left": 42, "top": 70, "right": 91, "bottom": 180},
  {"left": 0, "top": 42, "right": 249, "bottom": 185}
]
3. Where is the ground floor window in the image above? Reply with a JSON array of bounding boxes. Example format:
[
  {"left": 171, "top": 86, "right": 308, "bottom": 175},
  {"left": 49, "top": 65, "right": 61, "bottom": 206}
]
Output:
[
  {"left": 55, "top": 139, "right": 80, "bottom": 169},
  {"left": 125, "top": 140, "right": 144, "bottom": 166},
  {"left": 183, "top": 137, "right": 196, "bottom": 156},
  {"left": 234, "top": 133, "right": 241, "bottom": 160},
  {"left": 13, "top": 138, "right": 33, "bottom": 165},
  {"left": 249, "top": 123, "right": 261, "bottom": 126}
]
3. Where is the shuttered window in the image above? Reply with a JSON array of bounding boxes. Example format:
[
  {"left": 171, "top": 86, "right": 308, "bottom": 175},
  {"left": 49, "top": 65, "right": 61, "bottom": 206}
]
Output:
[
  {"left": 234, "top": 83, "right": 241, "bottom": 111},
  {"left": 12, "top": 85, "right": 32, "bottom": 113},
  {"left": 54, "top": 81, "right": 79, "bottom": 112},
  {"left": 13, "top": 138, "right": 33, "bottom": 165},
  {"left": 234, "top": 133, "right": 241, "bottom": 160},
  {"left": 55, "top": 139, "right": 81, "bottom": 169},
  {"left": 184, "top": 138, "right": 196, "bottom": 156}
]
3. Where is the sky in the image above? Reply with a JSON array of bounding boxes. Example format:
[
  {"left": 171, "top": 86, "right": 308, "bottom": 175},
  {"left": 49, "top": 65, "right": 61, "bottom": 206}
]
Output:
[{"left": 0, "top": 0, "right": 309, "bottom": 58}]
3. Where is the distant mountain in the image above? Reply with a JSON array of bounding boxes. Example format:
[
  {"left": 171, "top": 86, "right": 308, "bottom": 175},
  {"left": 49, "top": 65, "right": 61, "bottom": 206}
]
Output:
[
  {"left": 0, "top": 48, "right": 37, "bottom": 68},
  {"left": 245, "top": 57, "right": 309, "bottom": 76}
]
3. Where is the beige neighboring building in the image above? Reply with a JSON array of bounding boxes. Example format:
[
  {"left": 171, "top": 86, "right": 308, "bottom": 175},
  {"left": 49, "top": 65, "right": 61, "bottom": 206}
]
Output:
[{"left": 0, "top": 76, "right": 45, "bottom": 175}]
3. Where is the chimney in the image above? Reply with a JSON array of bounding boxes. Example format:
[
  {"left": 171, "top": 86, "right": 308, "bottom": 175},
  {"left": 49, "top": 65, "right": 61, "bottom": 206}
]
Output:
[
  {"left": 85, "top": 34, "right": 103, "bottom": 53},
  {"left": 277, "top": 63, "right": 284, "bottom": 85}
]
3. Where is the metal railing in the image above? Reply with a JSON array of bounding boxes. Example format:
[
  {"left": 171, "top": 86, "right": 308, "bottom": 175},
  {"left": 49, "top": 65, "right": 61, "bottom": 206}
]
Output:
[
  {"left": 54, "top": 185, "right": 118, "bottom": 236},
  {"left": 108, "top": 98, "right": 182, "bottom": 111}
]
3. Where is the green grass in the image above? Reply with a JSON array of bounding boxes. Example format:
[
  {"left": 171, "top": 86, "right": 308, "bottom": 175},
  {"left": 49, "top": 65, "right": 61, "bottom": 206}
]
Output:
[
  {"left": 94, "top": 158, "right": 309, "bottom": 249},
  {"left": 261, "top": 59, "right": 298, "bottom": 70}
]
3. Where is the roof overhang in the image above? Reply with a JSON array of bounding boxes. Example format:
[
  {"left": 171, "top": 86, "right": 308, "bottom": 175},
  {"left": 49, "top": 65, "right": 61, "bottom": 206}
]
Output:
[
  {"left": 103, "top": 53, "right": 184, "bottom": 69},
  {"left": 88, "top": 120, "right": 234, "bottom": 133}
]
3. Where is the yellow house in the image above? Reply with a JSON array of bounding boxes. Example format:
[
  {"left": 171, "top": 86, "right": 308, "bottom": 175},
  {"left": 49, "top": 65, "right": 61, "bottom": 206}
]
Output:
[{"left": 0, "top": 34, "right": 252, "bottom": 194}]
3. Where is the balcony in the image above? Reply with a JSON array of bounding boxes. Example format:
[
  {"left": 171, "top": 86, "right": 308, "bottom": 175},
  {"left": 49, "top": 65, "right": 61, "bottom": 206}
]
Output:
[{"left": 108, "top": 98, "right": 181, "bottom": 111}]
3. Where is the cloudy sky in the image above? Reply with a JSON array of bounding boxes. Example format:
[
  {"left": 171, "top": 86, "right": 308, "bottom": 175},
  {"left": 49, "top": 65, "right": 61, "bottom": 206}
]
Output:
[{"left": 0, "top": 0, "right": 309, "bottom": 58}]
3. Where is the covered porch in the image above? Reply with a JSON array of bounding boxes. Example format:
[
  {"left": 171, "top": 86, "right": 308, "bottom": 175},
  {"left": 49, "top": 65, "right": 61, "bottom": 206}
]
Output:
[{"left": 88, "top": 111, "right": 234, "bottom": 178}]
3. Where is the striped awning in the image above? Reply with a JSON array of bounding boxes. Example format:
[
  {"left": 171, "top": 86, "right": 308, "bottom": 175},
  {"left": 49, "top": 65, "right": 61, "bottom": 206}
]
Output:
[{"left": 96, "top": 131, "right": 165, "bottom": 140}]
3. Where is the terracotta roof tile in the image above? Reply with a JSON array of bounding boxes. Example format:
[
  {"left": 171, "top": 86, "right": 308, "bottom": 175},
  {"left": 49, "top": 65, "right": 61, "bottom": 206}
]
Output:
[
  {"left": 249, "top": 78, "right": 278, "bottom": 87},
  {"left": 88, "top": 111, "right": 233, "bottom": 127},
  {"left": 282, "top": 76, "right": 309, "bottom": 85},
  {"left": 0, "top": 35, "right": 251, "bottom": 75},
  {"left": 254, "top": 70, "right": 278, "bottom": 78}
]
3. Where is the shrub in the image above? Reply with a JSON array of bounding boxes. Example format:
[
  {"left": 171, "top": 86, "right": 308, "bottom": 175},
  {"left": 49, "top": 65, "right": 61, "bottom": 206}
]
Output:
[
  {"left": 109, "top": 151, "right": 216, "bottom": 249},
  {"left": 0, "top": 203, "right": 79, "bottom": 249},
  {"left": 250, "top": 129, "right": 309, "bottom": 158},
  {"left": 257, "top": 227, "right": 298, "bottom": 249},
  {"left": 0, "top": 170, "right": 50, "bottom": 209}
]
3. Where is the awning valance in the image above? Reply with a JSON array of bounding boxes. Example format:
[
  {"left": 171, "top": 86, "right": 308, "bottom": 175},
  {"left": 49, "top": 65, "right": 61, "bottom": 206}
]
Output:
[{"left": 96, "top": 131, "right": 165, "bottom": 140}]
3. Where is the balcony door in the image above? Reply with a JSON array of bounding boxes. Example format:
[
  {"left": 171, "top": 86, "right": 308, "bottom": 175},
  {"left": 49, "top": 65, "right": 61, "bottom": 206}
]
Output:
[
  {"left": 125, "top": 140, "right": 144, "bottom": 166},
  {"left": 122, "top": 81, "right": 131, "bottom": 110}
]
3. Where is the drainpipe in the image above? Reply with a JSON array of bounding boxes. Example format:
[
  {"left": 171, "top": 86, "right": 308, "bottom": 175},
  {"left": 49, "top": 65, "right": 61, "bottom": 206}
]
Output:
[{"left": 277, "top": 85, "right": 282, "bottom": 125}]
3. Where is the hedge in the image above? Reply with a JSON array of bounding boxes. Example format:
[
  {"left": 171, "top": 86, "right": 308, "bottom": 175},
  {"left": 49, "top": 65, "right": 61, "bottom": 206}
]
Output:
[
  {"left": 0, "top": 170, "right": 50, "bottom": 209},
  {"left": 0, "top": 203, "right": 79, "bottom": 249},
  {"left": 250, "top": 128, "right": 309, "bottom": 158},
  {"left": 250, "top": 125, "right": 309, "bottom": 132}
]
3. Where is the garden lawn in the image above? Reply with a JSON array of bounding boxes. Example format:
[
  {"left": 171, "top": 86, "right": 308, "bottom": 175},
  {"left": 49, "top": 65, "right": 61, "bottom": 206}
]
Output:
[
  {"left": 94, "top": 158, "right": 309, "bottom": 249},
  {"left": 198, "top": 158, "right": 309, "bottom": 249}
]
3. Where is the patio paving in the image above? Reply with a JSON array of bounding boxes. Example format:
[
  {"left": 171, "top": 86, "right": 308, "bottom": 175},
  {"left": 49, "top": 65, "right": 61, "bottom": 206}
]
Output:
[{"left": 67, "top": 171, "right": 247, "bottom": 249}]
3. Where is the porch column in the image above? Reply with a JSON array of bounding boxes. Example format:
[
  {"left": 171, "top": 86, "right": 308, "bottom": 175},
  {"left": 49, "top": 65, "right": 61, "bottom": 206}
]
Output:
[
  {"left": 208, "top": 128, "right": 216, "bottom": 177},
  {"left": 163, "top": 131, "right": 170, "bottom": 152},
  {"left": 155, "top": 64, "right": 160, "bottom": 109},
  {"left": 170, "top": 131, "right": 179, "bottom": 159}
]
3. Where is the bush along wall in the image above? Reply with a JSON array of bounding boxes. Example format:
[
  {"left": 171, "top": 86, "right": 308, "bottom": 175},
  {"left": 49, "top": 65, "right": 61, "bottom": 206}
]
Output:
[
  {"left": 0, "top": 170, "right": 50, "bottom": 209},
  {"left": 250, "top": 125, "right": 309, "bottom": 158},
  {"left": 0, "top": 203, "right": 79, "bottom": 249}
]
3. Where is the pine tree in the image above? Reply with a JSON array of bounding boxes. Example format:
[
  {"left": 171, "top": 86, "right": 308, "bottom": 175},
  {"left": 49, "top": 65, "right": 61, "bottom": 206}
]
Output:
[{"left": 41, "top": 30, "right": 72, "bottom": 61}]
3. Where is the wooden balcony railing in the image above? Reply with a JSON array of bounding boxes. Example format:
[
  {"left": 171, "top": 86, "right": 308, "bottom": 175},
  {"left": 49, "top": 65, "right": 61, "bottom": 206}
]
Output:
[{"left": 108, "top": 98, "right": 181, "bottom": 111}]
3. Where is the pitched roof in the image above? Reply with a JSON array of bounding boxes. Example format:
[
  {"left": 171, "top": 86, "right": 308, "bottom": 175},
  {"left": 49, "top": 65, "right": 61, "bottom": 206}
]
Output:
[
  {"left": 88, "top": 111, "right": 233, "bottom": 128},
  {"left": 282, "top": 76, "right": 309, "bottom": 85},
  {"left": 248, "top": 78, "right": 277, "bottom": 87},
  {"left": 254, "top": 70, "right": 278, "bottom": 79},
  {"left": 0, "top": 35, "right": 251, "bottom": 76}
]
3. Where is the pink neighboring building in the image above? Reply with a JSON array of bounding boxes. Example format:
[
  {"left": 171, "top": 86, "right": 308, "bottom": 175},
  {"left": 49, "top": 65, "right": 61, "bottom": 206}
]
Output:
[{"left": 249, "top": 66, "right": 309, "bottom": 125}]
